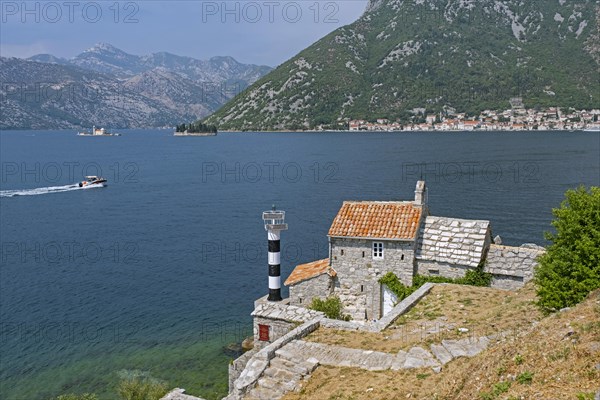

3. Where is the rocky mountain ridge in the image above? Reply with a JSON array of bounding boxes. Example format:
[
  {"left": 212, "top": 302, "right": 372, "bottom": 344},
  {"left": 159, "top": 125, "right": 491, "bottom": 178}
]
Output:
[
  {"left": 204, "top": 0, "right": 600, "bottom": 131},
  {"left": 1, "top": 44, "right": 272, "bottom": 129}
]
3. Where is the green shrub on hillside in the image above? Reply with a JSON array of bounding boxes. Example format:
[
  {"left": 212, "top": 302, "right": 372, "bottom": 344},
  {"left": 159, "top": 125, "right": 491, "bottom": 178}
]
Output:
[
  {"left": 379, "top": 272, "right": 418, "bottom": 299},
  {"left": 535, "top": 186, "right": 600, "bottom": 312},
  {"left": 460, "top": 266, "right": 493, "bottom": 287},
  {"left": 309, "top": 296, "right": 351, "bottom": 320},
  {"left": 55, "top": 395, "right": 98, "bottom": 400},
  {"left": 115, "top": 370, "right": 169, "bottom": 400},
  {"left": 117, "top": 377, "right": 168, "bottom": 400}
]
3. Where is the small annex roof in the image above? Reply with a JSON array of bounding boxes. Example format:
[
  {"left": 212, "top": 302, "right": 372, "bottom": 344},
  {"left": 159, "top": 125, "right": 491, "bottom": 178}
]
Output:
[
  {"left": 328, "top": 201, "right": 423, "bottom": 241},
  {"left": 251, "top": 302, "right": 323, "bottom": 323},
  {"left": 284, "top": 258, "right": 335, "bottom": 286},
  {"left": 416, "top": 216, "right": 491, "bottom": 267}
]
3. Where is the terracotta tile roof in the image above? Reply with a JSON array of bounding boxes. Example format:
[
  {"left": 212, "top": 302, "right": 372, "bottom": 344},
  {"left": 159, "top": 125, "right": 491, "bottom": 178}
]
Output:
[
  {"left": 284, "top": 258, "right": 335, "bottom": 286},
  {"left": 328, "top": 201, "right": 423, "bottom": 241}
]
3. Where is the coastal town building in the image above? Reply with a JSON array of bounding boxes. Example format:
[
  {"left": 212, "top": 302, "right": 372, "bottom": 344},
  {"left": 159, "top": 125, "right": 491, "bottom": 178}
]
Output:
[{"left": 345, "top": 107, "right": 600, "bottom": 132}]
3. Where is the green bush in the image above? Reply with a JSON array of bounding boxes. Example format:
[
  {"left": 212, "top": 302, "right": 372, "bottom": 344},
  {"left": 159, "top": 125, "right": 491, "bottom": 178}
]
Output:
[
  {"left": 309, "top": 296, "right": 350, "bottom": 320},
  {"left": 55, "top": 395, "right": 98, "bottom": 400},
  {"left": 379, "top": 272, "right": 418, "bottom": 300},
  {"left": 535, "top": 186, "right": 600, "bottom": 312},
  {"left": 458, "top": 266, "right": 493, "bottom": 286},
  {"left": 117, "top": 376, "right": 169, "bottom": 400}
]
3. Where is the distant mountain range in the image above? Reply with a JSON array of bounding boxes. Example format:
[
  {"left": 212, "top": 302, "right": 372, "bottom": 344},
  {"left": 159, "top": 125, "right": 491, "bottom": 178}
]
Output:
[
  {"left": 205, "top": 0, "right": 600, "bottom": 131},
  {"left": 0, "top": 43, "right": 272, "bottom": 129}
]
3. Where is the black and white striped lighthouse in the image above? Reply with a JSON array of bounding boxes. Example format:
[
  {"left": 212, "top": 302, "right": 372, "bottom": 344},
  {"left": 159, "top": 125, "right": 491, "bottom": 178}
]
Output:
[{"left": 262, "top": 206, "right": 288, "bottom": 302}]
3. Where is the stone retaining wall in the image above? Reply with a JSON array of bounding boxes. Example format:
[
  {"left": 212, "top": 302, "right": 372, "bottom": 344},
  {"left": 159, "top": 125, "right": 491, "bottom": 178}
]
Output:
[
  {"left": 417, "top": 260, "right": 471, "bottom": 279},
  {"left": 371, "top": 282, "right": 435, "bottom": 331},
  {"left": 484, "top": 244, "right": 545, "bottom": 290},
  {"left": 251, "top": 299, "right": 323, "bottom": 349},
  {"left": 319, "top": 282, "right": 435, "bottom": 333},
  {"left": 227, "top": 317, "right": 323, "bottom": 398},
  {"left": 228, "top": 348, "right": 257, "bottom": 392}
]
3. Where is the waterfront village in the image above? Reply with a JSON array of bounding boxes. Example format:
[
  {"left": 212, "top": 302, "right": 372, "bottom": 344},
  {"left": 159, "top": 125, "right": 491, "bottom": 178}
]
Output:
[{"left": 343, "top": 103, "right": 600, "bottom": 132}]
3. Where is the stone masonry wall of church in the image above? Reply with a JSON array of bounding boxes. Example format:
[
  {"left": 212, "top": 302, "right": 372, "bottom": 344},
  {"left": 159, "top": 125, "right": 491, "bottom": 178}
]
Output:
[{"left": 330, "top": 237, "right": 415, "bottom": 320}]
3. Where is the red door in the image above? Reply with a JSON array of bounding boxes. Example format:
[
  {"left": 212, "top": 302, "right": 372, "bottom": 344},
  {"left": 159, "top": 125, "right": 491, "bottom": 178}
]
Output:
[{"left": 258, "top": 324, "right": 270, "bottom": 341}]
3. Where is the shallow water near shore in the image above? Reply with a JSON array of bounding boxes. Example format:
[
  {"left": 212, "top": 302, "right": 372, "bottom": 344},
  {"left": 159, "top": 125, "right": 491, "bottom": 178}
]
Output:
[{"left": 0, "top": 129, "right": 598, "bottom": 399}]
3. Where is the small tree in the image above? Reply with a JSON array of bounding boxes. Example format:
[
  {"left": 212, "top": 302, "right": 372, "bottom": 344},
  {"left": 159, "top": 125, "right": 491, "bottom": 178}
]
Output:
[{"left": 535, "top": 186, "right": 600, "bottom": 312}]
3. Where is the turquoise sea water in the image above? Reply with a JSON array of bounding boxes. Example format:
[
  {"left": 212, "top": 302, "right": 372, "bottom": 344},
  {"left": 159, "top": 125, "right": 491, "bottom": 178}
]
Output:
[{"left": 0, "top": 130, "right": 598, "bottom": 399}]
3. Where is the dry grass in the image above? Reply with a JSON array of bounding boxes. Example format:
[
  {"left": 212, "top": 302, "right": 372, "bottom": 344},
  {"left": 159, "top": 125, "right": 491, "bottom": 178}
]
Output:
[
  {"left": 285, "top": 287, "right": 600, "bottom": 400},
  {"left": 306, "top": 283, "right": 542, "bottom": 352}
]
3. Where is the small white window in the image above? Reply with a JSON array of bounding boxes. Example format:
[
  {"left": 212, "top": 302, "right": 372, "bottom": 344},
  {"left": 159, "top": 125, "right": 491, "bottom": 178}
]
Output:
[{"left": 372, "top": 242, "right": 384, "bottom": 259}]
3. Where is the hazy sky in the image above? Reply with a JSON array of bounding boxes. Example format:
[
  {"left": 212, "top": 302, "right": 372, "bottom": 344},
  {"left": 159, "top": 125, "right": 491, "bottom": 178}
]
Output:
[{"left": 0, "top": 0, "right": 369, "bottom": 66}]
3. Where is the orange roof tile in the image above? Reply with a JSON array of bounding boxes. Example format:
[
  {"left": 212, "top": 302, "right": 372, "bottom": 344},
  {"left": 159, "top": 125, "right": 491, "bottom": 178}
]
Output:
[
  {"left": 328, "top": 201, "right": 422, "bottom": 240},
  {"left": 284, "top": 258, "right": 335, "bottom": 286}
]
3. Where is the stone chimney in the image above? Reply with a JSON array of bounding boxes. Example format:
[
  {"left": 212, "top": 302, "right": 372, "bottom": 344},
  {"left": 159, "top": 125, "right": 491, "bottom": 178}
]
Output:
[{"left": 414, "top": 180, "right": 427, "bottom": 207}]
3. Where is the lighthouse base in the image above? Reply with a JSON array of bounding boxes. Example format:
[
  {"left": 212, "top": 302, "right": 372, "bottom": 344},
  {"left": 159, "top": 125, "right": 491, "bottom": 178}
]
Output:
[{"left": 267, "top": 289, "right": 282, "bottom": 302}]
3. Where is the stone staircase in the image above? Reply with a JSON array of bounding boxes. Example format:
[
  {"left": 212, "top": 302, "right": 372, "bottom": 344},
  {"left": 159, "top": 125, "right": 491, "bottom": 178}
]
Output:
[
  {"left": 243, "top": 351, "right": 319, "bottom": 400},
  {"left": 240, "top": 333, "right": 500, "bottom": 399}
]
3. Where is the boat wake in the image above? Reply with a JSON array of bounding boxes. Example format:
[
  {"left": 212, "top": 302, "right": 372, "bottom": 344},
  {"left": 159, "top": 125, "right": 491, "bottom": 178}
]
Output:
[{"left": 0, "top": 183, "right": 102, "bottom": 198}]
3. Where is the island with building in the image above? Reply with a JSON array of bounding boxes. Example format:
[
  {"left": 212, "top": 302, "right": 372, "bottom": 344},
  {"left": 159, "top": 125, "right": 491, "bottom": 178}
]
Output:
[{"left": 174, "top": 122, "right": 218, "bottom": 136}]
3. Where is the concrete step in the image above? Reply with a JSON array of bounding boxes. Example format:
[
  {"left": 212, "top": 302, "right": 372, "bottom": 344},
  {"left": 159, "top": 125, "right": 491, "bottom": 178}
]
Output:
[
  {"left": 301, "top": 358, "right": 319, "bottom": 374},
  {"left": 263, "top": 366, "right": 298, "bottom": 382},
  {"left": 245, "top": 386, "right": 282, "bottom": 400},
  {"left": 258, "top": 374, "right": 298, "bottom": 392},
  {"left": 274, "top": 347, "right": 305, "bottom": 362},
  {"left": 269, "top": 357, "right": 311, "bottom": 376}
]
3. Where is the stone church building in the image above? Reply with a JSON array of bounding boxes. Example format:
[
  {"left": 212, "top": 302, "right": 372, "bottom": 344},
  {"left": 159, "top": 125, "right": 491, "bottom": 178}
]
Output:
[{"left": 284, "top": 181, "right": 543, "bottom": 321}]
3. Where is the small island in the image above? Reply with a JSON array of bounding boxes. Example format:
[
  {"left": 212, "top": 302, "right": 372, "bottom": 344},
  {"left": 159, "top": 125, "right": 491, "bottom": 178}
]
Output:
[{"left": 174, "top": 122, "right": 218, "bottom": 136}]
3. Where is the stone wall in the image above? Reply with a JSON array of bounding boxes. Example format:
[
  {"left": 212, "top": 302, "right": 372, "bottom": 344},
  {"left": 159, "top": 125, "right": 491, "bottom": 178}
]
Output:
[
  {"left": 416, "top": 260, "right": 472, "bottom": 279},
  {"left": 371, "top": 282, "right": 435, "bottom": 332},
  {"left": 330, "top": 237, "right": 416, "bottom": 320},
  {"left": 252, "top": 317, "right": 296, "bottom": 350},
  {"left": 227, "top": 318, "right": 323, "bottom": 398},
  {"left": 288, "top": 273, "right": 334, "bottom": 306},
  {"left": 228, "top": 348, "right": 257, "bottom": 393},
  {"left": 484, "top": 244, "right": 545, "bottom": 290},
  {"left": 251, "top": 299, "right": 324, "bottom": 349}
]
